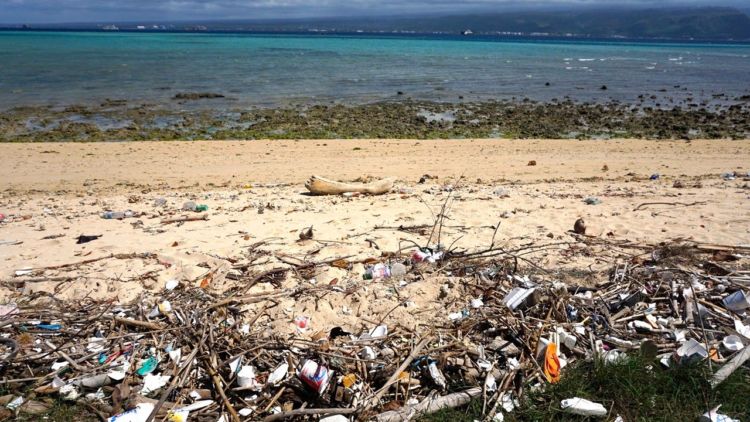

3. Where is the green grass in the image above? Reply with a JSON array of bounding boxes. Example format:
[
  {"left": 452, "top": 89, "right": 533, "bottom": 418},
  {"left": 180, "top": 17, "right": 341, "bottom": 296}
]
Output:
[
  {"left": 420, "top": 399, "right": 484, "bottom": 422},
  {"left": 422, "top": 355, "right": 750, "bottom": 422},
  {"left": 18, "top": 402, "right": 96, "bottom": 421}
]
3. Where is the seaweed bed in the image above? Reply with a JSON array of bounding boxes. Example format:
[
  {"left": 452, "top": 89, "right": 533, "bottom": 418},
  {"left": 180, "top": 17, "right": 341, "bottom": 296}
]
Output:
[{"left": 1, "top": 98, "right": 749, "bottom": 142}]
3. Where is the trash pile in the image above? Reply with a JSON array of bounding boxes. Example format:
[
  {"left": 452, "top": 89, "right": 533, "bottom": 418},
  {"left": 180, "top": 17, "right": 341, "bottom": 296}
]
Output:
[{"left": 0, "top": 230, "right": 749, "bottom": 421}]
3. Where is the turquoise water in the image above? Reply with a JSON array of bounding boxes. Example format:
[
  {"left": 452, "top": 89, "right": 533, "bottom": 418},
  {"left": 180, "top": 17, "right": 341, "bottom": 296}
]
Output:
[{"left": 1, "top": 31, "right": 750, "bottom": 109}]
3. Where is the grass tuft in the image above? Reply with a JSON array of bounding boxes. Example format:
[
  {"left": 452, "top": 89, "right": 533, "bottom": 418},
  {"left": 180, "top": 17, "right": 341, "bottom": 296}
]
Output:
[{"left": 422, "top": 354, "right": 750, "bottom": 422}]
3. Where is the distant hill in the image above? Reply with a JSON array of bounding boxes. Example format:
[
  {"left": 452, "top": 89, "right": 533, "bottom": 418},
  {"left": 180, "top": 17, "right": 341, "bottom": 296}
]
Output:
[
  {"left": 202, "top": 7, "right": 750, "bottom": 41},
  {"left": 387, "top": 7, "right": 750, "bottom": 40},
  {"left": 5, "top": 7, "right": 750, "bottom": 41}
]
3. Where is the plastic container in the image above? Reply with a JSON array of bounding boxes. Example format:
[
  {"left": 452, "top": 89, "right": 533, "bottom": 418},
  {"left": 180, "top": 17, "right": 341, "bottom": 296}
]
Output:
[
  {"left": 363, "top": 263, "right": 407, "bottom": 280},
  {"left": 101, "top": 211, "right": 133, "bottom": 220},
  {"left": 723, "top": 290, "right": 750, "bottom": 312},
  {"left": 298, "top": 359, "right": 332, "bottom": 394},
  {"left": 722, "top": 335, "right": 744, "bottom": 352}
]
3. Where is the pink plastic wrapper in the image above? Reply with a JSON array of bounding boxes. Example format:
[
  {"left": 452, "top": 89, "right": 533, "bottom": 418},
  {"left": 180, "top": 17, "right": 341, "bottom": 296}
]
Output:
[
  {"left": 298, "top": 359, "right": 332, "bottom": 394},
  {"left": 412, "top": 250, "right": 429, "bottom": 263},
  {"left": 294, "top": 316, "right": 310, "bottom": 331}
]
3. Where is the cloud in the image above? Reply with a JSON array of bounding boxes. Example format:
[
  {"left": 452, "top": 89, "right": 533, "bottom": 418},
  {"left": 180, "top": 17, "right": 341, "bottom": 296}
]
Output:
[{"left": 1, "top": 0, "right": 746, "bottom": 23}]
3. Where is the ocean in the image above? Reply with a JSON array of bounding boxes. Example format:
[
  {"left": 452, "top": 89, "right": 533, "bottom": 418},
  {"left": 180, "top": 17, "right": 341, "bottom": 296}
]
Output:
[{"left": 1, "top": 30, "right": 750, "bottom": 110}]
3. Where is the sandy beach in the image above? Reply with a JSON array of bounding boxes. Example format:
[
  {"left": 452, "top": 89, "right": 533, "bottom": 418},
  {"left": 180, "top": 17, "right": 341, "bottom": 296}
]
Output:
[
  {"left": 1, "top": 138, "right": 748, "bottom": 336},
  {"left": 1, "top": 138, "right": 748, "bottom": 191}
]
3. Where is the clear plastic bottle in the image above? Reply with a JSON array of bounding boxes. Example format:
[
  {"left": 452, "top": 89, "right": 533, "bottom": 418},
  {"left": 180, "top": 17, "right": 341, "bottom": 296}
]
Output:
[
  {"left": 363, "top": 263, "right": 407, "bottom": 280},
  {"left": 101, "top": 211, "right": 125, "bottom": 219}
]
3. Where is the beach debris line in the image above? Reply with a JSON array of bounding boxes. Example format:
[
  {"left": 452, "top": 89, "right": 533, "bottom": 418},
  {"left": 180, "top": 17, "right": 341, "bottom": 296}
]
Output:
[
  {"left": 2, "top": 239, "right": 748, "bottom": 421},
  {"left": 0, "top": 198, "right": 749, "bottom": 421}
]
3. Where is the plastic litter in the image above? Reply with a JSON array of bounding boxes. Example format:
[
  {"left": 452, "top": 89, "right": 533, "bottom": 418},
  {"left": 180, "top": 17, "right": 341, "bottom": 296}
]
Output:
[
  {"left": 471, "top": 298, "right": 484, "bottom": 308},
  {"left": 543, "top": 343, "right": 561, "bottom": 383},
  {"left": 721, "top": 335, "right": 744, "bottom": 352},
  {"left": 722, "top": 290, "right": 750, "bottom": 312},
  {"left": 267, "top": 362, "right": 288, "bottom": 386},
  {"left": 583, "top": 196, "right": 601, "bottom": 205},
  {"left": 363, "top": 325, "right": 388, "bottom": 339},
  {"left": 298, "top": 359, "right": 332, "bottom": 394},
  {"left": 675, "top": 339, "right": 708, "bottom": 364},
  {"left": 699, "top": 405, "right": 740, "bottom": 422},
  {"left": 136, "top": 356, "right": 159, "bottom": 376},
  {"left": 107, "top": 403, "right": 155, "bottom": 422},
  {"left": 428, "top": 361, "right": 447, "bottom": 389},
  {"left": 6, "top": 396, "right": 24, "bottom": 410},
  {"left": 237, "top": 365, "right": 261, "bottom": 389},
  {"left": 320, "top": 415, "right": 350, "bottom": 422},
  {"left": 560, "top": 397, "right": 607, "bottom": 417},
  {"left": 141, "top": 374, "right": 170, "bottom": 396},
  {"left": 363, "top": 263, "right": 407, "bottom": 280},
  {"left": 101, "top": 211, "right": 135, "bottom": 219},
  {"left": 503, "top": 287, "right": 537, "bottom": 311}
]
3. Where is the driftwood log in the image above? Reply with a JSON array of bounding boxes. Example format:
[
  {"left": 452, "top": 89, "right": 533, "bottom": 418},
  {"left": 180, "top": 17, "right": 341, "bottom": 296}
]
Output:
[{"left": 305, "top": 175, "right": 395, "bottom": 195}]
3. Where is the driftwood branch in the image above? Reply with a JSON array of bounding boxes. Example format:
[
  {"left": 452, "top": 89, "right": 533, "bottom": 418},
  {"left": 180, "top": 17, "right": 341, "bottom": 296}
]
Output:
[
  {"left": 112, "top": 317, "right": 166, "bottom": 331},
  {"left": 633, "top": 201, "right": 706, "bottom": 211},
  {"left": 363, "top": 336, "right": 432, "bottom": 411},
  {"left": 374, "top": 387, "right": 482, "bottom": 422},
  {"left": 710, "top": 346, "right": 750, "bottom": 388},
  {"left": 161, "top": 214, "right": 208, "bottom": 224},
  {"left": 262, "top": 407, "right": 356, "bottom": 422}
]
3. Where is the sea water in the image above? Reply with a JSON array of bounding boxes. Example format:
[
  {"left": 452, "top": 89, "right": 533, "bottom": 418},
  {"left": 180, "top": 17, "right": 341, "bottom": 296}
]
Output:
[{"left": 1, "top": 30, "right": 749, "bottom": 109}]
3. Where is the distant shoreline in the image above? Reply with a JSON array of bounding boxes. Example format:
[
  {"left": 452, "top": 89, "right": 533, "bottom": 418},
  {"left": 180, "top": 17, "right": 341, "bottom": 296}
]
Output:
[{"left": 2, "top": 28, "right": 750, "bottom": 45}]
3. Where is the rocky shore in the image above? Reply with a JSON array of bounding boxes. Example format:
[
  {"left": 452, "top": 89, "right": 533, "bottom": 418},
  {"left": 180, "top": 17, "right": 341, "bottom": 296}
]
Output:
[{"left": 1, "top": 97, "right": 749, "bottom": 142}]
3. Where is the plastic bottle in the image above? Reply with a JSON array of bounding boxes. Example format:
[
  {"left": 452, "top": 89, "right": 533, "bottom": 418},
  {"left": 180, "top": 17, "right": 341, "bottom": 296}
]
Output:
[
  {"left": 363, "top": 263, "right": 407, "bottom": 280},
  {"left": 101, "top": 211, "right": 125, "bottom": 219}
]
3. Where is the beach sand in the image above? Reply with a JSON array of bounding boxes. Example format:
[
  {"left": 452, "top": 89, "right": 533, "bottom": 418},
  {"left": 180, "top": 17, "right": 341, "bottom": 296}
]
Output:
[{"left": 1, "top": 138, "right": 748, "bottom": 335}]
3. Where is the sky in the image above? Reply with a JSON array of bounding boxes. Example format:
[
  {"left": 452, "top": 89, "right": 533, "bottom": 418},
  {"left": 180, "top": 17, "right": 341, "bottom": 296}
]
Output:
[{"left": 1, "top": 0, "right": 748, "bottom": 24}]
